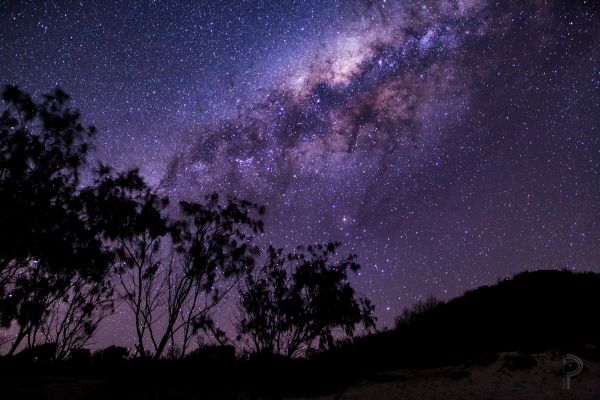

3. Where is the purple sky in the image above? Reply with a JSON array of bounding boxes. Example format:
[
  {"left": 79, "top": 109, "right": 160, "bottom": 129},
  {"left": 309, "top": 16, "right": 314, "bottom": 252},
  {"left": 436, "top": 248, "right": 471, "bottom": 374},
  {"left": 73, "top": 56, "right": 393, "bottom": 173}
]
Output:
[{"left": 1, "top": 0, "right": 599, "bottom": 349}]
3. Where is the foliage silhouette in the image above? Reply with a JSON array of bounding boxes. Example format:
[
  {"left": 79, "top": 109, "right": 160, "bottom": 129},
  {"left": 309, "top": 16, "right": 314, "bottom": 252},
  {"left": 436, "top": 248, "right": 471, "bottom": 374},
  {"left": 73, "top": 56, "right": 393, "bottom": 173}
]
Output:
[
  {"left": 83, "top": 166, "right": 170, "bottom": 359},
  {"left": 93, "top": 345, "right": 129, "bottom": 363},
  {"left": 14, "top": 342, "right": 57, "bottom": 362},
  {"left": 394, "top": 295, "right": 442, "bottom": 329},
  {"left": 160, "top": 194, "right": 264, "bottom": 359},
  {"left": 68, "top": 348, "right": 91, "bottom": 363},
  {"left": 0, "top": 86, "right": 377, "bottom": 367},
  {"left": 236, "top": 242, "right": 375, "bottom": 358},
  {"left": 0, "top": 85, "right": 116, "bottom": 357},
  {"left": 105, "top": 179, "right": 264, "bottom": 359}
]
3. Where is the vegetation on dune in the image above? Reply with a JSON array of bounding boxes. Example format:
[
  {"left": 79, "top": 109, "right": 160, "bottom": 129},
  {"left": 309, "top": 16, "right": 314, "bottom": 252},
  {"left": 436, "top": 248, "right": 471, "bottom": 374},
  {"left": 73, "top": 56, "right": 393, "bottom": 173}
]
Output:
[{"left": 324, "top": 269, "right": 600, "bottom": 370}]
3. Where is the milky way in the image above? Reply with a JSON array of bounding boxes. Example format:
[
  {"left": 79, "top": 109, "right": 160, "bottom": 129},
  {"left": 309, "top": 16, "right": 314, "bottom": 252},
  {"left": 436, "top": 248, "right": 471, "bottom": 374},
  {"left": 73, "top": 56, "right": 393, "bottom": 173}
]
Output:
[{"left": 1, "top": 0, "right": 599, "bottom": 347}]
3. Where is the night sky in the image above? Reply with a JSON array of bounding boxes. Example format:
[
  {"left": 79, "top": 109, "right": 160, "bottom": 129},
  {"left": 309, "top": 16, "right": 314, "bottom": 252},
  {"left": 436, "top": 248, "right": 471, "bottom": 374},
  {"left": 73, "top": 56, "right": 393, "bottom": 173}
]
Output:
[{"left": 1, "top": 0, "right": 600, "bottom": 347}]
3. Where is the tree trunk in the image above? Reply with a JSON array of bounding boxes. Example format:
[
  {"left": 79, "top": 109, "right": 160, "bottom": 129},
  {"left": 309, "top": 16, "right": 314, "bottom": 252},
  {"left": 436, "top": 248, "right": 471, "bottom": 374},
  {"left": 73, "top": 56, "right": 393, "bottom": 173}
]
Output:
[{"left": 6, "top": 326, "right": 27, "bottom": 356}]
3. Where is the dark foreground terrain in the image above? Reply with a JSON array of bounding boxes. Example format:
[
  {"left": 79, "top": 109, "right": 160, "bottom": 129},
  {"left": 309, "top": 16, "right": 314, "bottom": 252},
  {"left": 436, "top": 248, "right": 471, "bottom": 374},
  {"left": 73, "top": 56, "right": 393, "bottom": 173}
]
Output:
[
  {"left": 1, "top": 269, "right": 599, "bottom": 399},
  {"left": 299, "top": 351, "right": 600, "bottom": 400},
  {"left": 1, "top": 350, "right": 598, "bottom": 400}
]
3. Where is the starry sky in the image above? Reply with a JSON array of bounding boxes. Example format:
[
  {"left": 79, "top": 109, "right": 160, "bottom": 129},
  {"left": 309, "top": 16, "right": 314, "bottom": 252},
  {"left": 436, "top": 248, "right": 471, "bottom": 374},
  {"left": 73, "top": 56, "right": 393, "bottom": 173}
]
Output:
[{"left": 1, "top": 0, "right": 600, "bottom": 347}]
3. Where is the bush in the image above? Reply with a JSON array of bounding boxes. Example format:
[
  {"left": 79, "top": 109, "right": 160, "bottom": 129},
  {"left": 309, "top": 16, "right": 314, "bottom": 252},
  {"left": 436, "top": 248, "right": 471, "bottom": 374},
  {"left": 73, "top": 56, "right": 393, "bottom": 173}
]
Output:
[
  {"left": 186, "top": 345, "right": 236, "bottom": 363},
  {"left": 69, "top": 348, "right": 91, "bottom": 363},
  {"left": 93, "top": 345, "right": 128, "bottom": 362}
]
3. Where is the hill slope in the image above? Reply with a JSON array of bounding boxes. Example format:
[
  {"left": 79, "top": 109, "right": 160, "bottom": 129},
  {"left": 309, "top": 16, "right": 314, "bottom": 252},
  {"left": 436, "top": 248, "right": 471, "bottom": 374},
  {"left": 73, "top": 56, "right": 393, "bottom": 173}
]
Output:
[
  {"left": 297, "top": 351, "right": 600, "bottom": 400},
  {"left": 325, "top": 269, "right": 600, "bottom": 368}
]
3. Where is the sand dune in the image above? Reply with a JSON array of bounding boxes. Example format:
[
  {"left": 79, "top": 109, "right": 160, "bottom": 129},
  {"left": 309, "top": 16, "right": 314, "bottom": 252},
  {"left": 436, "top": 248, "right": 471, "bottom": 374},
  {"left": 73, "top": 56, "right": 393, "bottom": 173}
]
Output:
[{"left": 294, "top": 352, "right": 600, "bottom": 400}]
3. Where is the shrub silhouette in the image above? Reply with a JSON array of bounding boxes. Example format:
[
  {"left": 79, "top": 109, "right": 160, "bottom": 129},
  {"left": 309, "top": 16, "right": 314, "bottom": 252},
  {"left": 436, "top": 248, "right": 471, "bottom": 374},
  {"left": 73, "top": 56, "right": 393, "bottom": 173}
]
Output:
[
  {"left": 93, "top": 345, "right": 129, "bottom": 362},
  {"left": 69, "top": 348, "right": 91, "bottom": 363},
  {"left": 186, "top": 344, "right": 237, "bottom": 363},
  {"left": 236, "top": 242, "right": 376, "bottom": 358},
  {"left": 394, "top": 296, "right": 443, "bottom": 329},
  {"left": 14, "top": 342, "right": 57, "bottom": 362}
]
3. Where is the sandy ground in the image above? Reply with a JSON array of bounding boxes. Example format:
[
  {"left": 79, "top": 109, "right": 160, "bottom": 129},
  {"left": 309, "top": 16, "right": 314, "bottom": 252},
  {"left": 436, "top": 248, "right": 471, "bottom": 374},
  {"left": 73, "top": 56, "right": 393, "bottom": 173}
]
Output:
[
  {"left": 2, "top": 351, "right": 598, "bottom": 399},
  {"left": 293, "top": 352, "right": 600, "bottom": 400}
]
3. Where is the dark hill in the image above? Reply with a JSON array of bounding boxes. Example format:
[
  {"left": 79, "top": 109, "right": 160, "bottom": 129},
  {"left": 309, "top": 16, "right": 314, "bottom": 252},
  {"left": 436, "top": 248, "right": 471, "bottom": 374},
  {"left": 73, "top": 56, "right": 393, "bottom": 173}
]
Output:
[{"left": 322, "top": 269, "right": 600, "bottom": 369}]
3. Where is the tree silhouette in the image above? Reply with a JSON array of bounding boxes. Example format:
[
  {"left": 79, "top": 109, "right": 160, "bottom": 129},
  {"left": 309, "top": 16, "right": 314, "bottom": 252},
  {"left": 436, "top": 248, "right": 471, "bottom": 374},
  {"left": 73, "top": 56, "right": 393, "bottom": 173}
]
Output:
[
  {"left": 39, "top": 275, "right": 114, "bottom": 360},
  {"left": 236, "top": 242, "right": 375, "bottom": 358},
  {"left": 0, "top": 85, "right": 115, "bottom": 357},
  {"left": 108, "top": 186, "right": 264, "bottom": 360},
  {"left": 160, "top": 195, "right": 264, "bottom": 359},
  {"left": 1, "top": 85, "right": 376, "bottom": 364},
  {"left": 81, "top": 165, "right": 169, "bottom": 359}
]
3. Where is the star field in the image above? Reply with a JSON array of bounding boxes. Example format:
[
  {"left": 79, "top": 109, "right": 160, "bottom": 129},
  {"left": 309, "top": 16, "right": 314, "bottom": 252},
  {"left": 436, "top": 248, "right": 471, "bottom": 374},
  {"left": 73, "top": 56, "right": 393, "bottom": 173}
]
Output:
[{"left": 1, "top": 0, "right": 600, "bottom": 347}]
